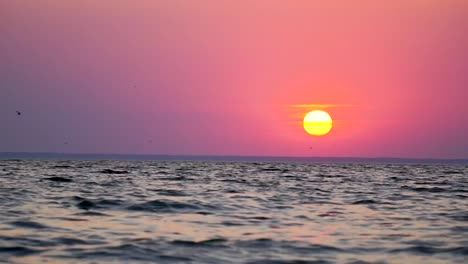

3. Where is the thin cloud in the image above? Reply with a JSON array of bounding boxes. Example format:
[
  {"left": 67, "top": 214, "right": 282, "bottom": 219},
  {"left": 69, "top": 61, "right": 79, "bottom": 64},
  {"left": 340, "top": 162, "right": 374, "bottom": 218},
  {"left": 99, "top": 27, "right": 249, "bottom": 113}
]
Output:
[{"left": 287, "top": 104, "right": 357, "bottom": 109}]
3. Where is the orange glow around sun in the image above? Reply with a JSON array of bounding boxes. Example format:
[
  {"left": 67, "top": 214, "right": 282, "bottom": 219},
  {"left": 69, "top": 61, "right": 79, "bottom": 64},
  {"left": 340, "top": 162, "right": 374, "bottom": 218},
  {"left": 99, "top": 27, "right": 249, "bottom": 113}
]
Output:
[{"left": 303, "top": 110, "right": 333, "bottom": 136}]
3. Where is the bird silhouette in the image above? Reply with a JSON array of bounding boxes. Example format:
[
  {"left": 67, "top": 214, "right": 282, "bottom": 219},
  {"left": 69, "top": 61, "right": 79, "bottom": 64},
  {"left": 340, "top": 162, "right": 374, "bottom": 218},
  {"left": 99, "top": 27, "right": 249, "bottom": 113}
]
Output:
[{"left": 16, "top": 111, "right": 22, "bottom": 116}]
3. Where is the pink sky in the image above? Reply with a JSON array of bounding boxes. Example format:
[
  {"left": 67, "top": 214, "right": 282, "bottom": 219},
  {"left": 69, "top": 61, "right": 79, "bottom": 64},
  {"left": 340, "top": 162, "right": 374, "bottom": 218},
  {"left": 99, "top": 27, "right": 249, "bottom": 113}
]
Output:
[{"left": 1, "top": 1, "right": 467, "bottom": 158}]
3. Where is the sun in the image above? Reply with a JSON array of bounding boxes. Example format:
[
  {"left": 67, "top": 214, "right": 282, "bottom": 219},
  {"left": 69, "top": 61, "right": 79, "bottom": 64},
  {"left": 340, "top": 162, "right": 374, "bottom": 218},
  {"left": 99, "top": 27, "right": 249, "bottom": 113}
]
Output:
[{"left": 303, "top": 110, "right": 333, "bottom": 136}]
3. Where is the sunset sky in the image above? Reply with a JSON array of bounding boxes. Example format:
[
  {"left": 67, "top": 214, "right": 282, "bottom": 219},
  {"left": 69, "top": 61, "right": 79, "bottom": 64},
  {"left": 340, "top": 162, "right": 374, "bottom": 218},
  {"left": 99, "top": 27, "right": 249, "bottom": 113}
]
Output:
[{"left": 1, "top": 1, "right": 467, "bottom": 159}]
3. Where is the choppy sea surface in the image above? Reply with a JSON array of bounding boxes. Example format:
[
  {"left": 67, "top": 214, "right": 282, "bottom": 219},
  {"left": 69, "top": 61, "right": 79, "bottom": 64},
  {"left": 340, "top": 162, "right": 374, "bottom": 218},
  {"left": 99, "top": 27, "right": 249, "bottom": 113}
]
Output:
[{"left": 0, "top": 159, "right": 467, "bottom": 264}]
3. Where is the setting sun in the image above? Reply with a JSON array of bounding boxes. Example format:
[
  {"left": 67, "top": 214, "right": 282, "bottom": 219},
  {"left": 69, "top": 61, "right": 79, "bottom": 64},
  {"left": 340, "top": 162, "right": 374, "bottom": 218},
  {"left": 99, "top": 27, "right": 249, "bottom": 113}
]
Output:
[{"left": 303, "top": 110, "right": 333, "bottom": 136}]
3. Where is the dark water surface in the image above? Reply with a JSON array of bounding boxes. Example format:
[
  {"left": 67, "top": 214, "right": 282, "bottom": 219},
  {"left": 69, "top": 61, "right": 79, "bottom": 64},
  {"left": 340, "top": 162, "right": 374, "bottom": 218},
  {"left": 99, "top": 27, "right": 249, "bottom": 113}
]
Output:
[{"left": 0, "top": 159, "right": 467, "bottom": 263}]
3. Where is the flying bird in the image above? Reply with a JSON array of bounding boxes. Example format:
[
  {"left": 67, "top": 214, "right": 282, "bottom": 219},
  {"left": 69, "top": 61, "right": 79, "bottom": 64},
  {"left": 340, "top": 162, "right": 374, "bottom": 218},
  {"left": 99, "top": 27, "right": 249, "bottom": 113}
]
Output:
[{"left": 16, "top": 111, "right": 22, "bottom": 116}]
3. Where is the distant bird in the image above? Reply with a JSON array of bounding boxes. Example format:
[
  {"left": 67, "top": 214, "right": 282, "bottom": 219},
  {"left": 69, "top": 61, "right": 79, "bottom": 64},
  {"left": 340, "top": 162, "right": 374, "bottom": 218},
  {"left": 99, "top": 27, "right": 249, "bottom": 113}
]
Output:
[{"left": 16, "top": 111, "right": 22, "bottom": 116}]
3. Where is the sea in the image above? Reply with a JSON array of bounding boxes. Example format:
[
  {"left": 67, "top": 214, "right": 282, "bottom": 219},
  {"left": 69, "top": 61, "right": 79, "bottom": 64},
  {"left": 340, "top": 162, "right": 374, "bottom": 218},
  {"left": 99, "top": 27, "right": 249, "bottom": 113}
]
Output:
[{"left": 0, "top": 153, "right": 467, "bottom": 264}]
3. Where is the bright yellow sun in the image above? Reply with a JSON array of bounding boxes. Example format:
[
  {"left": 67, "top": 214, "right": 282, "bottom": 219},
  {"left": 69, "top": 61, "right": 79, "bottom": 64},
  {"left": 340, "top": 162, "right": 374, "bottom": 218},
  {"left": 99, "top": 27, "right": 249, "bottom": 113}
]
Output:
[{"left": 303, "top": 110, "right": 333, "bottom": 136}]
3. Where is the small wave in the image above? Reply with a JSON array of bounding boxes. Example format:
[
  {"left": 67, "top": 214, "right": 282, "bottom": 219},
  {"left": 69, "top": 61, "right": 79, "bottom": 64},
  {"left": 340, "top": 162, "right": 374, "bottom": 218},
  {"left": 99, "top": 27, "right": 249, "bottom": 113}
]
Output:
[
  {"left": 53, "top": 217, "right": 88, "bottom": 222},
  {"left": 97, "top": 199, "right": 125, "bottom": 206},
  {"left": 295, "top": 215, "right": 311, "bottom": 220},
  {"left": 235, "top": 238, "right": 274, "bottom": 248},
  {"left": 314, "top": 188, "right": 331, "bottom": 193},
  {"left": 53, "top": 165, "right": 72, "bottom": 169},
  {"left": 401, "top": 186, "right": 449, "bottom": 193},
  {"left": 352, "top": 199, "right": 378, "bottom": 205},
  {"left": 72, "top": 196, "right": 85, "bottom": 201},
  {"left": 443, "top": 170, "right": 463, "bottom": 174},
  {"left": 195, "top": 211, "right": 213, "bottom": 215},
  {"left": 222, "top": 221, "right": 245, "bottom": 226},
  {"left": 347, "top": 261, "right": 387, "bottom": 264},
  {"left": 230, "top": 195, "right": 257, "bottom": 199},
  {"left": 77, "top": 200, "right": 96, "bottom": 210},
  {"left": 44, "top": 176, "right": 73, "bottom": 183},
  {"left": 76, "top": 199, "right": 125, "bottom": 210},
  {"left": 244, "top": 216, "right": 271, "bottom": 220},
  {"left": 248, "top": 259, "right": 329, "bottom": 264},
  {"left": 413, "top": 187, "right": 448, "bottom": 193},
  {"left": 390, "top": 176, "right": 405, "bottom": 181},
  {"left": 84, "top": 181, "right": 99, "bottom": 185},
  {"left": 54, "top": 237, "right": 105, "bottom": 246},
  {"left": 390, "top": 246, "right": 468, "bottom": 255},
  {"left": 156, "top": 189, "right": 189, "bottom": 197},
  {"left": 158, "top": 255, "right": 193, "bottom": 261},
  {"left": 57, "top": 243, "right": 192, "bottom": 262},
  {"left": 9, "top": 220, "right": 49, "bottom": 229},
  {"left": 0, "top": 235, "right": 56, "bottom": 247},
  {"left": 221, "top": 178, "right": 248, "bottom": 183},
  {"left": 414, "top": 181, "right": 451, "bottom": 186},
  {"left": 55, "top": 238, "right": 93, "bottom": 246},
  {"left": 99, "top": 169, "right": 129, "bottom": 174},
  {"left": 0, "top": 246, "right": 42, "bottom": 256},
  {"left": 318, "top": 211, "right": 345, "bottom": 217},
  {"left": 450, "top": 213, "right": 468, "bottom": 222},
  {"left": 127, "top": 199, "right": 215, "bottom": 213},
  {"left": 316, "top": 173, "right": 336, "bottom": 178},
  {"left": 158, "top": 176, "right": 194, "bottom": 181},
  {"left": 451, "top": 226, "right": 468, "bottom": 232},
  {"left": 171, "top": 238, "right": 228, "bottom": 247},
  {"left": 73, "top": 211, "right": 111, "bottom": 216},
  {"left": 236, "top": 239, "right": 343, "bottom": 256},
  {"left": 260, "top": 168, "right": 289, "bottom": 173},
  {"left": 403, "top": 240, "right": 445, "bottom": 247}
]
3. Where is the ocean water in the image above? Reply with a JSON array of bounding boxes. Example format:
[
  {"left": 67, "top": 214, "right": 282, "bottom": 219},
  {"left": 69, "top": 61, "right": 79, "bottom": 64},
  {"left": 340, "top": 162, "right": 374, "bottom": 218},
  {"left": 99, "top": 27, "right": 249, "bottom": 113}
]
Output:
[{"left": 0, "top": 159, "right": 467, "bottom": 264}]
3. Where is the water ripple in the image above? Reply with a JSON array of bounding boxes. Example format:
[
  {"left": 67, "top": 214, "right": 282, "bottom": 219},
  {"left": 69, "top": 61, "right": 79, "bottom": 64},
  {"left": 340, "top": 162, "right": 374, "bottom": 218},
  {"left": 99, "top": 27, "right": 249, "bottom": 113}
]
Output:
[{"left": 0, "top": 160, "right": 466, "bottom": 264}]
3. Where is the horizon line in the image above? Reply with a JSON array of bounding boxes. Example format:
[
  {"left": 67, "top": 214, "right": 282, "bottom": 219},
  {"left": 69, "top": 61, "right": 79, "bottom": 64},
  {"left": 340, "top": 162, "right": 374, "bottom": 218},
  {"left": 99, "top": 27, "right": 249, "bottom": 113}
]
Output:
[{"left": 0, "top": 151, "right": 467, "bottom": 164}]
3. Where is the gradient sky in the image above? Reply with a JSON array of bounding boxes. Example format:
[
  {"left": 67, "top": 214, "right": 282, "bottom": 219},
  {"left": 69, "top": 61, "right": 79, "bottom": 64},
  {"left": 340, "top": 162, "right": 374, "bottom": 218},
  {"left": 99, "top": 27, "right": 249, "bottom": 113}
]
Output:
[{"left": 1, "top": 1, "right": 467, "bottom": 158}]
